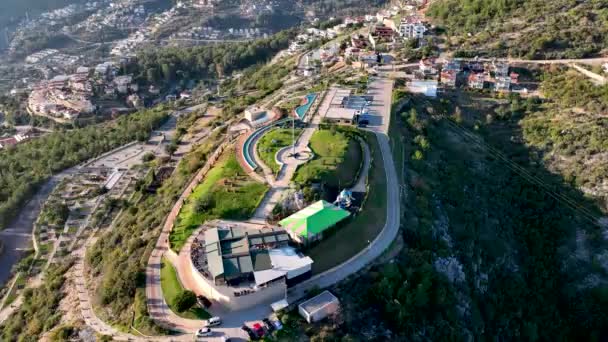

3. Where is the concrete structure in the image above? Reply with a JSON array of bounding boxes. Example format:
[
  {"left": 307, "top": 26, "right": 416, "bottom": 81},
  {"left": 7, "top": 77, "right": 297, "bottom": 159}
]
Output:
[
  {"left": 244, "top": 106, "right": 268, "bottom": 123},
  {"left": 194, "top": 226, "right": 290, "bottom": 286},
  {"left": 321, "top": 88, "right": 373, "bottom": 125},
  {"left": 399, "top": 16, "right": 426, "bottom": 40},
  {"left": 298, "top": 290, "right": 340, "bottom": 323}
]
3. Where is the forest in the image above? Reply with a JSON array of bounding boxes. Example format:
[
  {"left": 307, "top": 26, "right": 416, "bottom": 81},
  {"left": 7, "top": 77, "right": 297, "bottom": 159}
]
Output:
[
  {"left": 0, "top": 107, "right": 168, "bottom": 228},
  {"left": 124, "top": 29, "right": 295, "bottom": 87},
  {"left": 427, "top": 0, "right": 608, "bottom": 59}
]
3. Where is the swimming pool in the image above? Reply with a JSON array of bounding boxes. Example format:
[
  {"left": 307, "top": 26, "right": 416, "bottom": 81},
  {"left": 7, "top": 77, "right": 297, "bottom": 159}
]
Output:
[
  {"left": 242, "top": 118, "right": 291, "bottom": 170},
  {"left": 294, "top": 93, "right": 318, "bottom": 119}
]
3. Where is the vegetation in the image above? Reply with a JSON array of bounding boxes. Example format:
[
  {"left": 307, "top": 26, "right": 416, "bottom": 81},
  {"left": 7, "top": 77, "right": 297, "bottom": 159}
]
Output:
[
  {"left": 315, "top": 91, "right": 608, "bottom": 340},
  {"left": 427, "top": 0, "right": 608, "bottom": 59},
  {"left": 85, "top": 128, "right": 226, "bottom": 334},
  {"left": 0, "top": 106, "right": 169, "bottom": 229},
  {"left": 160, "top": 257, "right": 208, "bottom": 319},
  {"left": 523, "top": 70, "right": 608, "bottom": 209},
  {"left": 306, "top": 133, "right": 386, "bottom": 274},
  {"left": 294, "top": 127, "right": 362, "bottom": 188},
  {"left": 169, "top": 149, "right": 268, "bottom": 251},
  {"left": 257, "top": 128, "right": 301, "bottom": 174},
  {"left": 126, "top": 30, "right": 295, "bottom": 87},
  {"left": 0, "top": 262, "right": 72, "bottom": 341}
]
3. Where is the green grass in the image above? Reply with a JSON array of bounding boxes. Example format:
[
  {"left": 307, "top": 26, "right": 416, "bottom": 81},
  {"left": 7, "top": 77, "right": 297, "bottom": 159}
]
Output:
[
  {"left": 170, "top": 150, "right": 269, "bottom": 251},
  {"left": 307, "top": 133, "right": 387, "bottom": 274},
  {"left": 160, "top": 257, "right": 210, "bottom": 320},
  {"left": 257, "top": 128, "right": 302, "bottom": 174},
  {"left": 294, "top": 129, "right": 362, "bottom": 188}
]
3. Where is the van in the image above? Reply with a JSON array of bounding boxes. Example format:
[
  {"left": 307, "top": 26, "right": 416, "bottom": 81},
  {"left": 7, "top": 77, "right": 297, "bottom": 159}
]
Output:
[{"left": 205, "top": 316, "right": 222, "bottom": 327}]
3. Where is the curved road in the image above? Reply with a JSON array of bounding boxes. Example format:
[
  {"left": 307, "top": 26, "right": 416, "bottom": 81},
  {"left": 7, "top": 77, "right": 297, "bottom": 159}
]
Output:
[{"left": 144, "top": 76, "right": 400, "bottom": 340}]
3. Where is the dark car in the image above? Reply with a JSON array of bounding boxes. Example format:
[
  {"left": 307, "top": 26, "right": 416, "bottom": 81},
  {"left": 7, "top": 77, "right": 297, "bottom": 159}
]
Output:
[
  {"left": 197, "top": 295, "right": 212, "bottom": 308},
  {"left": 262, "top": 318, "right": 275, "bottom": 332},
  {"left": 358, "top": 119, "right": 369, "bottom": 127},
  {"left": 241, "top": 325, "right": 257, "bottom": 340}
]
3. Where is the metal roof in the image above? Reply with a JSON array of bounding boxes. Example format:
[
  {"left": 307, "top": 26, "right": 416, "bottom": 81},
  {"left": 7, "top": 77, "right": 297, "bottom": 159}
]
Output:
[
  {"left": 279, "top": 200, "right": 350, "bottom": 237},
  {"left": 298, "top": 290, "right": 340, "bottom": 315}
]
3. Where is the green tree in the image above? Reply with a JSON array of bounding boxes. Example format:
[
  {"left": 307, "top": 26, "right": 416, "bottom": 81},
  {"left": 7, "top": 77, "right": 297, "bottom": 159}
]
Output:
[{"left": 174, "top": 290, "right": 196, "bottom": 312}]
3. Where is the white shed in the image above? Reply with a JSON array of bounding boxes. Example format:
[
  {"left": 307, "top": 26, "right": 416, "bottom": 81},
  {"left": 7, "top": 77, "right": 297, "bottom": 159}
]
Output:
[{"left": 298, "top": 291, "right": 340, "bottom": 323}]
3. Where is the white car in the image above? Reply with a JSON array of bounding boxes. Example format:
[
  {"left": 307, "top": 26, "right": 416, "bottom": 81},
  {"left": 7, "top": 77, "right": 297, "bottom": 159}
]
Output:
[
  {"left": 205, "top": 316, "right": 222, "bottom": 327},
  {"left": 196, "top": 328, "right": 213, "bottom": 338}
]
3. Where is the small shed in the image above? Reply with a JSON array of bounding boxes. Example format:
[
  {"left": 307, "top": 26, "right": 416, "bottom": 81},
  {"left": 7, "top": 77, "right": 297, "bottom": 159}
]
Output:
[{"left": 298, "top": 291, "right": 340, "bottom": 323}]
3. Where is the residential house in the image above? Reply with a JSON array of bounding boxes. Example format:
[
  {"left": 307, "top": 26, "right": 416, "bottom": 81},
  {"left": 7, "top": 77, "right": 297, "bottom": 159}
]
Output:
[
  {"left": 368, "top": 25, "right": 394, "bottom": 49},
  {"left": 468, "top": 73, "right": 485, "bottom": 89},
  {"left": 399, "top": 16, "right": 426, "bottom": 40},
  {"left": 441, "top": 70, "right": 457, "bottom": 87},
  {"left": 419, "top": 58, "right": 438, "bottom": 75},
  {"left": 351, "top": 35, "right": 368, "bottom": 49},
  {"left": 495, "top": 76, "right": 511, "bottom": 91}
]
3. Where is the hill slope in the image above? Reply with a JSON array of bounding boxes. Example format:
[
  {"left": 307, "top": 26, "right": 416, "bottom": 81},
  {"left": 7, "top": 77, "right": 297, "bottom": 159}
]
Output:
[{"left": 427, "top": 0, "right": 608, "bottom": 59}]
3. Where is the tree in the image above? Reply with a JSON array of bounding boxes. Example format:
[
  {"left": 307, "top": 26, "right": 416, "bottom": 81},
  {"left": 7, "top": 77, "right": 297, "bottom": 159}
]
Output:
[{"left": 174, "top": 290, "right": 196, "bottom": 312}]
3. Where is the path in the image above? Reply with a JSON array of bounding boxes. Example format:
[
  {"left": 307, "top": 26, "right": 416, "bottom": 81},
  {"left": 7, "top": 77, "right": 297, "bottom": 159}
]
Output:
[
  {"left": 0, "top": 170, "right": 74, "bottom": 287},
  {"left": 569, "top": 63, "right": 607, "bottom": 85},
  {"left": 250, "top": 96, "right": 323, "bottom": 222},
  {"left": 349, "top": 138, "right": 371, "bottom": 193}
]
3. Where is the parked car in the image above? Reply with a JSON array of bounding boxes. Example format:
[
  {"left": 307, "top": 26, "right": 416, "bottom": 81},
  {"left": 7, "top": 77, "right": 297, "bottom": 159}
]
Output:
[
  {"left": 273, "top": 320, "right": 283, "bottom": 330},
  {"left": 262, "top": 318, "right": 275, "bottom": 332},
  {"left": 197, "top": 295, "right": 212, "bottom": 308},
  {"left": 195, "top": 328, "right": 212, "bottom": 338},
  {"left": 252, "top": 323, "right": 265, "bottom": 338},
  {"left": 241, "top": 325, "right": 257, "bottom": 340},
  {"left": 358, "top": 119, "right": 369, "bottom": 127},
  {"left": 204, "top": 316, "right": 222, "bottom": 327}
]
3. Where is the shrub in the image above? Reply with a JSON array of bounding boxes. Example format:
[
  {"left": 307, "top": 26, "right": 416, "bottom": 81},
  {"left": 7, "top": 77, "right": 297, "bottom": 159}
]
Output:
[{"left": 174, "top": 290, "right": 196, "bottom": 312}]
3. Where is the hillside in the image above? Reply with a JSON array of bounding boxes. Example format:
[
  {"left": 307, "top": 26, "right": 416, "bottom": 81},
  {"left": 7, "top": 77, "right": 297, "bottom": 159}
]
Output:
[
  {"left": 298, "top": 87, "right": 608, "bottom": 341},
  {"left": 427, "top": 0, "right": 608, "bottom": 59}
]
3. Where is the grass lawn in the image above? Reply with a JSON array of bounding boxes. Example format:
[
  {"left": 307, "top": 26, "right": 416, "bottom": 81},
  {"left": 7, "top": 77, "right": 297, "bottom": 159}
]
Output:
[
  {"left": 257, "top": 128, "right": 302, "bottom": 175},
  {"left": 160, "top": 257, "right": 210, "bottom": 320},
  {"left": 169, "top": 149, "right": 268, "bottom": 251},
  {"left": 294, "top": 128, "right": 362, "bottom": 188},
  {"left": 307, "top": 133, "right": 387, "bottom": 274}
]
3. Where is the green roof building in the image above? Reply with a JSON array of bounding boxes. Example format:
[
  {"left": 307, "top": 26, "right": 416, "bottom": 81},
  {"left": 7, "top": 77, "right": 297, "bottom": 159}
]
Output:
[{"left": 279, "top": 200, "right": 350, "bottom": 244}]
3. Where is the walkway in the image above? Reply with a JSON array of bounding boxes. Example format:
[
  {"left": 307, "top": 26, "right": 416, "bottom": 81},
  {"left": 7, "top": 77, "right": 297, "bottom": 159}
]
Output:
[
  {"left": 0, "top": 170, "right": 74, "bottom": 287},
  {"left": 349, "top": 138, "right": 371, "bottom": 193},
  {"left": 250, "top": 98, "right": 323, "bottom": 222}
]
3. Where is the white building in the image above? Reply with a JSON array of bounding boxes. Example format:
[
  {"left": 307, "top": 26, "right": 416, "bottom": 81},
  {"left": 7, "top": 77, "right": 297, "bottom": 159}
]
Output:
[
  {"left": 244, "top": 106, "right": 267, "bottom": 123},
  {"left": 399, "top": 17, "right": 426, "bottom": 39},
  {"left": 298, "top": 291, "right": 340, "bottom": 323}
]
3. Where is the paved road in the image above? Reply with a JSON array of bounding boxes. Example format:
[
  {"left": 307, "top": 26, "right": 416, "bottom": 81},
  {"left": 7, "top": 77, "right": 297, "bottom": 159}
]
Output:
[
  {"left": 349, "top": 137, "right": 371, "bottom": 193},
  {"left": 288, "top": 76, "right": 399, "bottom": 301}
]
